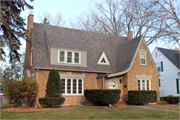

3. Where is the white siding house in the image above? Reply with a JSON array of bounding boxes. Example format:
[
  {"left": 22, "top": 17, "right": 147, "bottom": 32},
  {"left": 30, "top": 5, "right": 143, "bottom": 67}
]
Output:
[{"left": 152, "top": 47, "right": 180, "bottom": 97}]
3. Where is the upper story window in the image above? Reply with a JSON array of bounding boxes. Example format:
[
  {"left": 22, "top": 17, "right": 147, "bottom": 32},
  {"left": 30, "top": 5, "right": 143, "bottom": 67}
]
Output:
[
  {"left": 156, "top": 61, "right": 163, "bottom": 72},
  {"left": 140, "top": 53, "right": 146, "bottom": 65},
  {"left": 59, "top": 50, "right": 80, "bottom": 64}
]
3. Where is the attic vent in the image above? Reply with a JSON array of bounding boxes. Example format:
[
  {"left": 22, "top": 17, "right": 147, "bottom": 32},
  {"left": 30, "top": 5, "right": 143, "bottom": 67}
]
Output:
[{"left": 97, "top": 52, "right": 110, "bottom": 65}]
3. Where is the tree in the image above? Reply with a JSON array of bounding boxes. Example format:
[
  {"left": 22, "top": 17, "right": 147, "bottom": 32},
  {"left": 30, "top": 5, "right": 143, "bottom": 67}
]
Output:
[
  {"left": 39, "top": 12, "right": 66, "bottom": 27},
  {"left": 70, "top": 0, "right": 179, "bottom": 47},
  {"left": 0, "top": 0, "right": 34, "bottom": 62},
  {"left": 42, "top": 17, "right": 50, "bottom": 25},
  {"left": 3, "top": 60, "right": 22, "bottom": 84},
  {"left": 45, "top": 69, "right": 62, "bottom": 97}
]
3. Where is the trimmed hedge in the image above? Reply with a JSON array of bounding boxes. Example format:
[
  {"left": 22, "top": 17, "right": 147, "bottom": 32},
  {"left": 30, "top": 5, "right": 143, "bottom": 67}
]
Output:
[
  {"left": 39, "top": 97, "right": 65, "bottom": 108},
  {"left": 128, "top": 90, "right": 157, "bottom": 105},
  {"left": 84, "top": 89, "right": 121, "bottom": 105},
  {"left": 161, "top": 96, "right": 179, "bottom": 104}
]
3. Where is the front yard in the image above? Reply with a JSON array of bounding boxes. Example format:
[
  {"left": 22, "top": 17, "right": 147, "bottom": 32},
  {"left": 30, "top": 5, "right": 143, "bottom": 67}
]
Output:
[{"left": 1, "top": 104, "right": 179, "bottom": 119}]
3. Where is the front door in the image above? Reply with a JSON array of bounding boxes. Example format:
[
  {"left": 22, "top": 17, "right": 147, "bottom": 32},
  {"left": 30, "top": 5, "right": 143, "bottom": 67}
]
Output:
[{"left": 109, "top": 81, "right": 116, "bottom": 89}]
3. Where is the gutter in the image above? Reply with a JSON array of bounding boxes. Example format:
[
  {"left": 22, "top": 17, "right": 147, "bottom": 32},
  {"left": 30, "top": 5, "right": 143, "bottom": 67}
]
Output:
[{"left": 36, "top": 68, "right": 42, "bottom": 109}]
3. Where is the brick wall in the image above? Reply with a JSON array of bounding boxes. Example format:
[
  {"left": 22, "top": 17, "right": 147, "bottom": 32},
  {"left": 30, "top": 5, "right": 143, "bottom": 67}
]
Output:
[
  {"left": 36, "top": 70, "right": 98, "bottom": 105},
  {"left": 127, "top": 40, "right": 160, "bottom": 101}
]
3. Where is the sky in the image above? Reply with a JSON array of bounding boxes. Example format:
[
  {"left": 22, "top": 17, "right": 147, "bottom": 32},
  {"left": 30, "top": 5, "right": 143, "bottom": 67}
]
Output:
[{"left": 4, "top": 0, "right": 177, "bottom": 65}]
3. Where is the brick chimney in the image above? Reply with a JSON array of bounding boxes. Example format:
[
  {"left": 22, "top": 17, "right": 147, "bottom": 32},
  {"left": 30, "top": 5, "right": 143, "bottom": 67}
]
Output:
[
  {"left": 127, "top": 31, "right": 133, "bottom": 41},
  {"left": 25, "top": 11, "right": 34, "bottom": 72}
]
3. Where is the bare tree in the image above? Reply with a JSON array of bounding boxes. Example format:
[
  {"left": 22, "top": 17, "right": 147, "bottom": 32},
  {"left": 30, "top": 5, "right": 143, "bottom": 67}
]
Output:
[
  {"left": 70, "top": 0, "right": 179, "bottom": 47},
  {"left": 39, "top": 12, "right": 66, "bottom": 27}
]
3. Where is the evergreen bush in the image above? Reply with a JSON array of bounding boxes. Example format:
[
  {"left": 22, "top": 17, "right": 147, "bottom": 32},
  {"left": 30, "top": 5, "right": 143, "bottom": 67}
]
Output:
[
  {"left": 84, "top": 89, "right": 121, "bottom": 105},
  {"left": 162, "top": 95, "right": 179, "bottom": 104},
  {"left": 128, "top": 90, "right": 157, "bottom": 105},
  {"left": 39, "top": 69, "right": 65, "bottom": 107},
  {"left": 45, "top": 69, "right": 63, "bottom": 97}
]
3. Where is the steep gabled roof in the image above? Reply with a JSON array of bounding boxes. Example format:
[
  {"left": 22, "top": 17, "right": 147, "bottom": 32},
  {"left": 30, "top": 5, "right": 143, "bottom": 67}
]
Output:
[
  {"left": 31, "top": 23, "right": 142, "bottom": 74},
  {"left": 157, "top": 47, "right": 180, "bottom": 69}
]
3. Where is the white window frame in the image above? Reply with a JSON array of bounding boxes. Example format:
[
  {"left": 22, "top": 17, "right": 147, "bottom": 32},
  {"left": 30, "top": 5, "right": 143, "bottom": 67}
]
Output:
[
  {"left": 140, "top": 52, "right": 146, "bottom": 65},
  {"left": 58, "top": 50, "right": 81, "bottom": 64},
  {"left": 62, "top": 78, "right": 84, "bottom": 96},
  {"left": 137, "top": 79, "right": 151, "bottom": 90}
]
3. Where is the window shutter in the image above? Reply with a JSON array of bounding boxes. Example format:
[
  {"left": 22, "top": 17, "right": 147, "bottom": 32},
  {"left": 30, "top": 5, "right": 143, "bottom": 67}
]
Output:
[
  {"left": 159, "top": 79, "right": 161, "bottom": 87},
  {"left": 177, "top": 79, "right": 179, "bottom": 94},
  {"left": 161, "top": 61, "right": 163, "bottom": 72}
]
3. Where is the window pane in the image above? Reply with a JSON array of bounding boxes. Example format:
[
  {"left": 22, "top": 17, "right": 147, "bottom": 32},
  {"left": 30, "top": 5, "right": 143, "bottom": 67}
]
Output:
[
  {"left": 140, "top": 53, "right": 145, "bottom": 59},
  {"left": 147, "top": 80, "right": 149, "bottom": 90},
  {"left": 60, "top": 57, "right": 64, "bottom": 62},
  {"left": 141, "top": 59, "right": 145, "bottom": 64},
  {"left": 138, "top": 80, "right": 141, "bottom": 90},
  {"left": 74, "top": 58, "right": 79, "bottom": 63},
  {"left": 67, "top": 57, "right": 72, "bottom": 62},
  {"left": 60, "top": 51, "right": 64, "bottom": 56},
  {"left": 75, "top": 53, "right": 79, "bottom": 57},
  {"left": 142, "top": 80, "right": 145, "bottom": 90},
  {"left": 62, "top": 79, "right": 65, "bottom": 93},
  {"left": 67, "top": 79, "right": 71, "bottom": 94},
  {"left": 73, "top": 79, "right": 77, "bottom": 94},
  {"left": 67, "top": 52, "right": 72, "bottom": 57},
  {"left": 78, "top": 79, "right": 82, "bottom": 94}
]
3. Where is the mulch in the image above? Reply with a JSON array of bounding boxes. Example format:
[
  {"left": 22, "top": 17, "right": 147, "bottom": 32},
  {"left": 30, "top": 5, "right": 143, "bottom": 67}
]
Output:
[{"left": 2, "top": 104, "right": 178, "bottom": 112}]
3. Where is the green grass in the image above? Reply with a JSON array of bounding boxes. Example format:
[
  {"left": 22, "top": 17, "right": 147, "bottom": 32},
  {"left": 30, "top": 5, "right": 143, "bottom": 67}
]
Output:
[
  {"left": 1, "top": 104, "right": 21, "bottom": 109},
  {"left": 1, "top": 104, "right": 179, "bottom": 119},
  {"left": 159, "top": 100, "right": 168, "bottom": 104},
  {"left": 151, "top": 105, "right": 179, "bottom": 111}
]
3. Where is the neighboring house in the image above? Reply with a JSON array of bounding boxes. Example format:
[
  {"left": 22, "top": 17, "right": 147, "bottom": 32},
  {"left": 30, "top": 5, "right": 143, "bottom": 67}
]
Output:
[
  {"left": 24, "top": 11, "right": 160, "bottom": 106},
  {"left": 152, "top": 47, "right": 180, "bottom": 97},
  {"left": 0, "top": 79, "right": 8, "bottom": 103}
]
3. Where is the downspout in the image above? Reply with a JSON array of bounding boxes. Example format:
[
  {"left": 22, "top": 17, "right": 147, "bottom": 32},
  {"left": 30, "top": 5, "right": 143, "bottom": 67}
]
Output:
[
  {"left": 103, "top": 77, "right": 104, "bottom": 89},
  {"left": 36, "top": 68, "right": 41, "bottom": 109}
]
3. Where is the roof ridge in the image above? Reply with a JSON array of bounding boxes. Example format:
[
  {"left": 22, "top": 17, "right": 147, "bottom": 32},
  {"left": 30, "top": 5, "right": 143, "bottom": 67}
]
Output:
[{"left": 33, "top": 22, "right": 127, "bottom": 39}]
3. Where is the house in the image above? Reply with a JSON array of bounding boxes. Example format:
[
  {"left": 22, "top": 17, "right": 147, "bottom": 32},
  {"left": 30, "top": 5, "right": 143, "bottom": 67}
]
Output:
[
  {"left": 24, "top": 11, "right": 160, "bottom": 106},
  {"left": 152, "top": 47, "right": 180, "bottom": 97}
]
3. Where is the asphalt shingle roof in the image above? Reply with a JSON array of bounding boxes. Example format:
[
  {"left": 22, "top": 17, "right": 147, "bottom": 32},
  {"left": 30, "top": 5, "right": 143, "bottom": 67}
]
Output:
[
  {"left": 31, "top": 23, "right": 142, "bottom": 74},
  {"left": 157, "top": 47, "right": 180, "bottom": 69}
]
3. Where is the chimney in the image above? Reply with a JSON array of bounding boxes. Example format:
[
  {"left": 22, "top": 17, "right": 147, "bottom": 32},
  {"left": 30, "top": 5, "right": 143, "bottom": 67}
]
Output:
[
  {"left": 127, "top": 31, "right": 133, "bottom": 41},
  {"left": 25, "top": 11, "right": 34, "bottom": 72}
]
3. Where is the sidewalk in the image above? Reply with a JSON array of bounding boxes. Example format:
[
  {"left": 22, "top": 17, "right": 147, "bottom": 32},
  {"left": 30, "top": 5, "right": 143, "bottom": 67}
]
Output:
[{"left": 118, "top": 105, "right": 179, "bottom": 113}]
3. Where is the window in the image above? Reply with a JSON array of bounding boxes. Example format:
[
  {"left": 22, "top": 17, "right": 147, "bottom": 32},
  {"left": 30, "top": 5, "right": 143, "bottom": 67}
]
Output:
[
  {"left": 156, "top": 61, "right": 163, "bottom": 72},
  {"left": 137, "top": 80, "right": 151, "bottom": 90},
  {"left": 97, "top": 52, "right": 110, "bottom": 65},
  {"left": 74, "top": 53, "right": 79, "bottom": 63},
  {"left": 109, "top": 81, "right": 116, "bottom": 89},
  {"left": 176, "top": 79, "right": 180, "bottom": 94},
  {"left": 61, "top": 78, "right": 83, "bottom": 95},
  {"left": 58, "top": 50, "right": 80, "bottom": 64},
  {"left": 140, "top": 53, "right": 146, "bottom": 65},
  {"left": 59, "top": 51, "right": 65, "bottom": 62}
]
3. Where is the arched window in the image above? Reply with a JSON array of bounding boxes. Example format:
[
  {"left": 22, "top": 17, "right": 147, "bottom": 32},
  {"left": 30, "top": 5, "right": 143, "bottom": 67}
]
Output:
[{"left": 109, "top": 81, "right": 116, "bottom": 89}]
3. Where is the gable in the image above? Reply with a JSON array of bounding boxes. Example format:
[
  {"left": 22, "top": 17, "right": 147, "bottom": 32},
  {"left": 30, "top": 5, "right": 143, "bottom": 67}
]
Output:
[{"left": 97, "top": 52, "right": 110, "bottom": 65}]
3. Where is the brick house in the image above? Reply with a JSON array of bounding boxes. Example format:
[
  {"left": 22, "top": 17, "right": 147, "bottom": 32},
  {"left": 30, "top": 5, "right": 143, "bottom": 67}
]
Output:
[{"left": 24, "top": 11, "right": 160, "bottom": 106}]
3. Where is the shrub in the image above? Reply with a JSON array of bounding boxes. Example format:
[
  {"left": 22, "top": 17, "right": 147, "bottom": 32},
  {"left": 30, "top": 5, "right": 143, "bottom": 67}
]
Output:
[
  {"left": 84, "top": 89, "right": 121, "bottom": 105},
  {"left": 39, "top": 97, "right": 65, "bottom": 108},
  {"left": 45, "top": 69, "right": 63, "bottom": 97},
  {"left": 5, "top": 79, "right": 37, "bottom": 107},
  {"left": 162, "top": 95, "right": 179, "bottom": 104},
  {"left": 128, "top": 90, "right": 157, "bottom": 105}
]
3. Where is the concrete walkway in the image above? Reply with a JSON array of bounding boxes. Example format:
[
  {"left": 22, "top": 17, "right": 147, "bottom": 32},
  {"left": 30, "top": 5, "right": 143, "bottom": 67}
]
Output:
[{"left": 119, "top": 105, "right": 180, "bottom": 113}]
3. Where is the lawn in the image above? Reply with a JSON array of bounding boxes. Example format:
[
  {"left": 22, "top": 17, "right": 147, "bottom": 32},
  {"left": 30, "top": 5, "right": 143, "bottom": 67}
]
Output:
[
  {"left": 1, "top": 104, "right": 179, "bottom": 119},
  {"left": 151, "top": 105, "right": 179, "bottom": 111}
]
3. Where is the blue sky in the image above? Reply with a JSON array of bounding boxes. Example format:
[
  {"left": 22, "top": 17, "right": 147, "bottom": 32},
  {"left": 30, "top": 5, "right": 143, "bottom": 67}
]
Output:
[{"left": 18, "top": 0, "right": 176, "bottom": 53}]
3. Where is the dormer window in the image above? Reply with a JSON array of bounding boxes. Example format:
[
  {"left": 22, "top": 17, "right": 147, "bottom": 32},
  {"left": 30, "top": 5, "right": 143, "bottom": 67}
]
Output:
[
  {"left": 97, "top": 52, "right": 110, "bottom": 65},
  {"left": 59, "top": 50, "right": 80, "bottom": 64}
]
